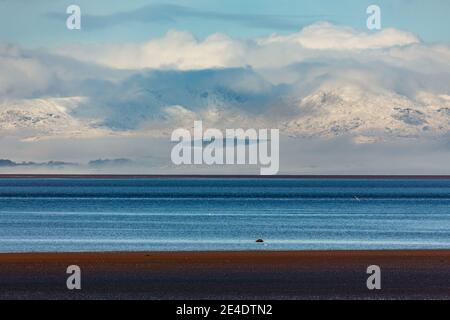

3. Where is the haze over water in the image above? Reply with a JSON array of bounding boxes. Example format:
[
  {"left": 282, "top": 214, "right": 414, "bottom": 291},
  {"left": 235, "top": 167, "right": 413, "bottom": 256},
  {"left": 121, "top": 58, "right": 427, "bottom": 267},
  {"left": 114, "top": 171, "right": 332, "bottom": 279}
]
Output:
[{"left": 0, "top": 178, "right": 449, "bottom": 252}]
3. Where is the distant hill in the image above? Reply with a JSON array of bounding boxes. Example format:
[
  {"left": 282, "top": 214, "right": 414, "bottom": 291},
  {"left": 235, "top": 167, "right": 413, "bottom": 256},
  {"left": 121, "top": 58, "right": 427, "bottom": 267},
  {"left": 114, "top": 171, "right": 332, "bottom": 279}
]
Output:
[
  {"left": 88, "top": 158, "right": 133, "bottom": 167},
  {"left": 0, "top": 159, "right": 17, "bottom": 167},
  {"left": 0, "top": 159, "right": 76, "bottom": 168}
]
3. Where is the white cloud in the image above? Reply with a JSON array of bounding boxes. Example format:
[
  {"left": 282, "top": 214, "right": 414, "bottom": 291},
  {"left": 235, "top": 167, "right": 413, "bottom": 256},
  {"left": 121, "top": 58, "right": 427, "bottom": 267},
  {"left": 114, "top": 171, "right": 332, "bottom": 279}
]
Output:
[
  {"left": 258, "top": 22, "right": 420, "bottom": 50},
  {"left": 0, "top": 43, "right": 51, "bottom": 98},
  {"left": 56, "top": 22, "right": 424, "bottom": 71},
  {"left": 59, "top": 30, "right": 246, "bottom": 70}
]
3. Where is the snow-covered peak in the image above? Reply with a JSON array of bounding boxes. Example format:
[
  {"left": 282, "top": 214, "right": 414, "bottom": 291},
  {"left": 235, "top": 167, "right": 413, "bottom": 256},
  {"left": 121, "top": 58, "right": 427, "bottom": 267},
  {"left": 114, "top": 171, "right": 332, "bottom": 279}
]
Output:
[{"left": 0, "top": 97, "right": 109, "bottom": 141}]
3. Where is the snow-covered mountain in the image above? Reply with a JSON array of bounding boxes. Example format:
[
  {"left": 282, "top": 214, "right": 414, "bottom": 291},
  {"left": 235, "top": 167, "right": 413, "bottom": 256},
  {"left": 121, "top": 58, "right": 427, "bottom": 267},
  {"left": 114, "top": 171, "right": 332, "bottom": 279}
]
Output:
[
  {"left": 0, "top": 97, "right": 109, "bottom": 141},
  {"left": 283, "top": 86, "right": 450, "bottom": 143},
  {"left": 1, "top": 70, "right": 449, "bottom": 144}
]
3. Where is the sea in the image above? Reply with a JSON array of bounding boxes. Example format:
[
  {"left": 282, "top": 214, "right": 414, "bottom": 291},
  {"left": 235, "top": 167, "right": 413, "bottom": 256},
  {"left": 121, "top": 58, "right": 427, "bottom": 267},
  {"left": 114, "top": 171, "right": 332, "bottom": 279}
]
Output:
[{"left": 0, "top": 178, "right": 449, "bottom": 252}]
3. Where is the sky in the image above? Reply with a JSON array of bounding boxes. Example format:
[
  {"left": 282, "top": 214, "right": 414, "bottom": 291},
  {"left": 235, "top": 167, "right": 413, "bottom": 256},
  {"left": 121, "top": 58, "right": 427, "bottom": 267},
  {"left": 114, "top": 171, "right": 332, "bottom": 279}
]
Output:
[
  {"left": 0, "top": 0, "right": 449, "bottom": 47},
  {"left": 0, "top": 0, "right": 450, "bottom": 174}
]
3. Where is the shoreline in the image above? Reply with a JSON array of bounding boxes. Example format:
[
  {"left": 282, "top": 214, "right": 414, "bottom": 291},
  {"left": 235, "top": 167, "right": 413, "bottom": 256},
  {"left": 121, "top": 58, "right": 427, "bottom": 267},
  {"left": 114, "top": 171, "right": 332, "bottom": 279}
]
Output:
[{"left": 1, "top": 250, "right": 449, "bottom": 299}]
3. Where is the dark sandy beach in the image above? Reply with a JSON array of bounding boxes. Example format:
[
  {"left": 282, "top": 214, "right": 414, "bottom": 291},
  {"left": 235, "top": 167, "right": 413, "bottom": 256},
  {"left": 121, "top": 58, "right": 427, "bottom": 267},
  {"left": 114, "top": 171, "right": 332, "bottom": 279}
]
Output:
[{"left": 0, "top": 250, "right": 449, "bottom": 299}]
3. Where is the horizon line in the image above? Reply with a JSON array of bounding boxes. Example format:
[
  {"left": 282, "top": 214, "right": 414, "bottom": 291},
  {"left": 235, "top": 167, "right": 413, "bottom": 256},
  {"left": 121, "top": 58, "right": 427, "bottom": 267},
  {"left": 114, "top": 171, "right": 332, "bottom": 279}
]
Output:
[{"left": 0, "top": 174, "right": 449, "bottom": 179}]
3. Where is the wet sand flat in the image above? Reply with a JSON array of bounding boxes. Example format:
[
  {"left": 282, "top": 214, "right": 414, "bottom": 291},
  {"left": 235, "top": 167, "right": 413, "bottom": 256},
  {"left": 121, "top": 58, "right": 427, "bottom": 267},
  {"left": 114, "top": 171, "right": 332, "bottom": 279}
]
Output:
[{"left": 0, "top": 250, "right": 449, "bottom": 299}]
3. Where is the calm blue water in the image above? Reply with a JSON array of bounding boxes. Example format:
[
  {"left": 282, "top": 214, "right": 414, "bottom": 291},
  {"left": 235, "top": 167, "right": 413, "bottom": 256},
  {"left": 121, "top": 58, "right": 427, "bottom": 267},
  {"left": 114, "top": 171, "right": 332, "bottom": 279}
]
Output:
[{"left": 0, "top": 178, "right": 449, "bottom": 252}]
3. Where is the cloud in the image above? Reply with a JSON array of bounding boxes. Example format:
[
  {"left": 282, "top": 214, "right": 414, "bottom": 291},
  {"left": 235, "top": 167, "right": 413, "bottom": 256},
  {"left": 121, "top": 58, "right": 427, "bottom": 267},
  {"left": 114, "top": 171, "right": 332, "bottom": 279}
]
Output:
[
  {"left": 0, "top": 43, "right": 51, "bottom": 98},
  {"left": 60, "top": 30, "right": 246, "bottom": 70},
  {"left": 56, "top": 22, "right": 425, "bottom": 71},
  {"left": 46, "top": 3, "right": 326, "bottom": 31},
  {"left": 258, "top": 22, "right": 420, "bottom": 50},
  {"left": 69, "top": 67, "right": 284, "bottom": 131},
  {"left": 0, "top": 42, "right": 131, "bottom": 100}
]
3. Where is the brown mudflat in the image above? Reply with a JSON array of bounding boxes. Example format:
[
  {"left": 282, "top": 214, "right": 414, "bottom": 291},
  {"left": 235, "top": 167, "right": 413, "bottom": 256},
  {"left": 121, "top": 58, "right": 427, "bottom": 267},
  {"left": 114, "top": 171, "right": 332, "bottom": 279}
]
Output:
[{"left": 0, "top": 250, "right": 449, "bottom": 299}]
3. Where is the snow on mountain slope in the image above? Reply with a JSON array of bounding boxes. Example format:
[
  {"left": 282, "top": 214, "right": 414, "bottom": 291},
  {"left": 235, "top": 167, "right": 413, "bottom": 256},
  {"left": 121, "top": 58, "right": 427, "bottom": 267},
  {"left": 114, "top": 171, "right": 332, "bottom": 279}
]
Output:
[
  {"left": 1, "top": 84, "right": 449, "bottom": 144},
  {"left": 283, "top": 85, "right": 450, "bottom": 143},
  {"left": 0, "top": 97, "right": 110, "bottom": 141}
]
